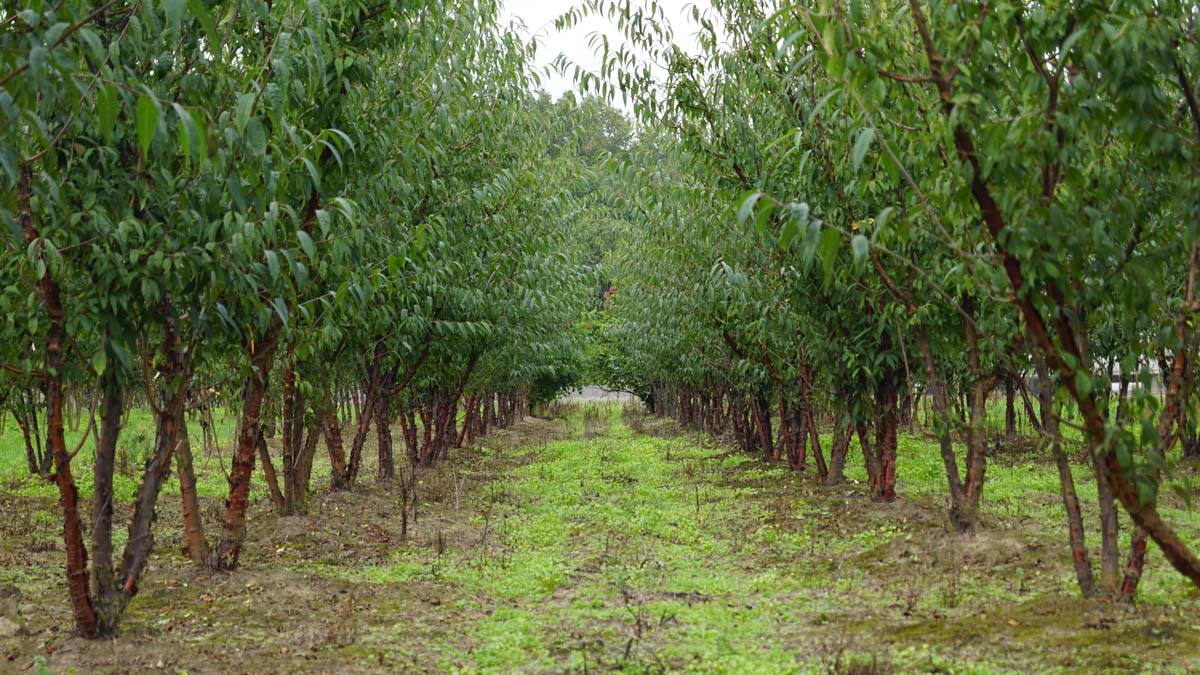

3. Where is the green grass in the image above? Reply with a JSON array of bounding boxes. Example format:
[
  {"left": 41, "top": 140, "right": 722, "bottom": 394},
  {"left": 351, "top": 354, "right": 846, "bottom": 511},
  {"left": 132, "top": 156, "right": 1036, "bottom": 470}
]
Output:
[
  {"left": 301, "top": 405, "right": 1200, "bottom": 673},
  {"left": 3, "top": 402, "right": 1199, "bottom": 674},
  {"left": 0, "top": 407, "right": 243, "bottom": 500}
]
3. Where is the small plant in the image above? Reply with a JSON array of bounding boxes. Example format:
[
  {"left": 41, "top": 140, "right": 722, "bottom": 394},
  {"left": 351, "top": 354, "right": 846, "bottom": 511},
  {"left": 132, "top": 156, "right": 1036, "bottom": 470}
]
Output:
[
  {"left": 580, "top": 403, "right": 605, "bottom": 438},
  {"left": 115, "top": 426, "right": 152, "bottom": 478},
  {"left": 815, "top": 641, "right": 895, "bottom": 675}
]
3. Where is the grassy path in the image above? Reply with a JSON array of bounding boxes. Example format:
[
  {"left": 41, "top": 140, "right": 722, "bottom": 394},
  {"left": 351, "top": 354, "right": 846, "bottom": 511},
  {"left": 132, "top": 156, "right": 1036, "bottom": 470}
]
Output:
[
  {"left": 2, "top": 405, "right": 1199, "bottom": 673},
  {"left": 409, "top": 412, "right": 815, "bottom": 673},
  {"left": 313, "top": 407, "right": 1198, "bottom": 674}
]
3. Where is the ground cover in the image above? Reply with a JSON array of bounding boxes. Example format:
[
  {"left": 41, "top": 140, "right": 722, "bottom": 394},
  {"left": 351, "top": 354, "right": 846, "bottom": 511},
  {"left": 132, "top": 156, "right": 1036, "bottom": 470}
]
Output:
[{"left": 1, "top": 403, "right": 1197, "bottom": 674}]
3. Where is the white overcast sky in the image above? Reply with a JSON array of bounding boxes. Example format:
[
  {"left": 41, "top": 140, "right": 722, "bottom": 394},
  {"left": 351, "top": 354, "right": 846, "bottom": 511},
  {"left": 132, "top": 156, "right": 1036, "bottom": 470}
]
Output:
[{"left": 501, "top": 0, "right": 707, "bottom": 101}]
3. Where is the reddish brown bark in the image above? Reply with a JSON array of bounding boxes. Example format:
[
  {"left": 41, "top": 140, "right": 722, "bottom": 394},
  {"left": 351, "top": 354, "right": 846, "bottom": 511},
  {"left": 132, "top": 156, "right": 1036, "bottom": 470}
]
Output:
[
  {"left": 257, "top": 430, "right": 286, "bottom": 514},
  {"left": 811, "top": 412, "right": 828, "bottom": 483},
  {"left": 346, "top": 346, "right": 386, "bottom": 484},
  {"left": 1004, "top": 378, "right": 1017, "bottom": 439},
  {"left": 826, "top": 420, "right": 851, "bottom": 486},
  {"left": 917, "top": 319, "right": 996, "bottom": 532},
  {"left": 457, "top": 394, "right": 477, "bottom": 448},
  {"left": 283, "top": 418, "right": 320, "bottom": 513},
  {"left": 13, "top": 389, "right": 48, "bottom": 476},
  {"left": 1120, "top": 528, "right": 1149, "bottom": 601},
  {"left": 278, "top": 354, "right": 319, "bottom": 513},
  {"left": 214, "top": 327, "right": 279, "bottom": 570},
  {"left": 399, "top": 404, "right": 419, "bottom": 466},
  {"left": 323, "top": 405, "right": 350, "bottom": 491},
  {"left": 21, "top": 167, "right": 98, "bottom": 636},
  {"left": 275, "top": 352, "right": 300, "bottom": 509},
  {"left": 90, "top": 374, "right": 122, "bottom": 633},
  {"left": 751, "top": 392, "right": 775, "bottom": 462},
  {"left": 376, "top": 388, "right": 394, "bottom": 481},
  {"left": 418, "top": 397, "right": 434, "bottom": 467},
  {"left": 1032, "top": 352, "right": 1096, "bottom": 596},
  {"left": 858, "top": 376, "right": 899, "bottom": 502},
  {"left": 787, "top": 395, "right": 807, "bottom": 471},
  {"left": 175, "top": 413, "right": 208, "bottom": 565},
  {"left": 118, "top": 314, "right": 192, "bottom": 600},
  {"left": 482, "top": 391, "right": 494, "bottom": 432}
]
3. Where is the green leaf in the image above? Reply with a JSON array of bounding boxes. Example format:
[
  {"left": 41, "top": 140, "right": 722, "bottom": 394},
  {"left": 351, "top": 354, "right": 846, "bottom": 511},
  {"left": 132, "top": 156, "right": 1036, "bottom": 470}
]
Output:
[
  {"left": 1059, "top": 29, "right": 1084, "bottom": 59},
  {"left": 173, "top": 103, "right": 198, "bottom": 162},
  {"left": 0, "top": 147, "right": 16, "bottom": 185},
  {"left": 271, "top": 297, "right": 289, "bottom": 327},
  {"left": 819, "top": 227, "right": 841, "bottom": 285},
  {"left": 754, "top": 200, "right": 776, "bottom": 238},
  {"left": 189, "top": 109, "right": 208, "bottom": 163},
  {"left": 737, "top": 191, "right": 761, "bottom": 226},
  {"left": 1136, "top": 476, "right": 1158, "bottom": 507},
  {"left": 96, "top": 84, "right": 118, "bottom": 142},
  {"left": 851, "top": 234, "right": 869, "bottom": 272},
  {"left": 800, "top": 219, "right": 822, "bottom": 267},
  {"left": 165, "top": 0, "right": 185, "bottom": 35},
  {"left": 177, "top": 118, "right": 191, "bottom": 162},
  {"left": 779, "top": 217, "right": 799, "bottom": 249},
  {"left": 874, "top": 207, "right": 894, "bottom": 237},
  {"left": 91, "top": 349, "right": 107, "bottom": 375},
  {"left": 245, "top": 118, "right": 267, "bottom": 159},
  {"left": 851, "top": 127, "right": 874, "bottom": 169},
  {"left": 297, "top": 230, "right": 315, "bottom": 260},
  {"left": 301, "top": 156, "right": 320, "bottom": 190},
  {"left": 235, "top": 92, "right": 255, "bottom": 133},
  {"left": 136, "top": 95, "right": 160, "bottom": 156},
  {"left": 265, "top": 249, "right": 279, "bottom": 280},
  {"left": 1074, "top": 370, "right": 1093, "bottom": 397}
]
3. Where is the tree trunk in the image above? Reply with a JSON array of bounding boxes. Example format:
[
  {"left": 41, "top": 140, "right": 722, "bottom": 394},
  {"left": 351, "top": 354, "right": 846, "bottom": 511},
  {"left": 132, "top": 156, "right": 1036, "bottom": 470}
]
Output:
[
  {"left": 21, "top": 166, "right": 99, "bottom": 635},
  {"left": 917, "top": 324, "right": 991, "bottom": 532},
  {"left": 863, "top": 376, "right": 899, "bottom": 501},
  {"left": 176, "top": 412, "right": 208, "bottom": 566},
  {"left": 1005, "top": 377, "right": 1017, "bottom": 439},
  {"left": 827, "top": 420, "right": 850, "bottom": 486},
  {"left": 777, "top": 387, "right": 791, "bottom": 466},
  {"left": 400, "top": 404, "right": 419, "bottom": 466},
  {"left": 279, "top": 352, "right": 304, "bottom": 512},
  {"left": 418, "top": 397, "right": 434, "bottom": 467},
  {"left": 257, "top": 430, "right": 286, "bottom": 514},
  {"left": 1035, "top": 354, "right": 1097, "bottom": 597},
  {"left": 457, "top": 394, "right": 476, "bottom": 448},
  {"left": 752, "top": 392, "right": 775, "bottom": 461},
  {"left": 16, "top": 406, "right": 38, "bottom": 475},
  {"left": 116, "top": 320, "right": 191, "bottom": 609},
  {"left": 285, "top": 419, "right": 321, "bottom": 513},
  {"left": 214, "top": 328, "right": 279, "bottom": 570},
  {"left": 791, "top": 396, "right": 807, "bottom": 471},
  {"left": 90, "top": 374, "right": 122, "bottom": 633},
  {"left": 323, "top": 403, "right": 350, "bottom": 491},
  {"left": 376, "top": 389, "right": 394, "bottom": 481},
  {"left": 347, "top": 350, "right": 385, "bottom": 485},
  {"left": 1093, "top": 450, "right": 1122, "bottom": 596}
]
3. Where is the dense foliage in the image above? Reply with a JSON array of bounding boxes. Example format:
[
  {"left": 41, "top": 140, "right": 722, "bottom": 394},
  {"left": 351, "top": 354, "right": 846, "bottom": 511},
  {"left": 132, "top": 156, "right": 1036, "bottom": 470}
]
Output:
[{"left": 0, "top": 0, "right": 591, "bottom": 637}]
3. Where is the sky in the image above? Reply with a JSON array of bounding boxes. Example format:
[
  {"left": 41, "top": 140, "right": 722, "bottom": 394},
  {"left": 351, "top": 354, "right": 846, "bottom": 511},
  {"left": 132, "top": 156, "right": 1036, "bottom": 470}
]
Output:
[{"left": 501, "top": 0, "right": 704, "bottom": 102}]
